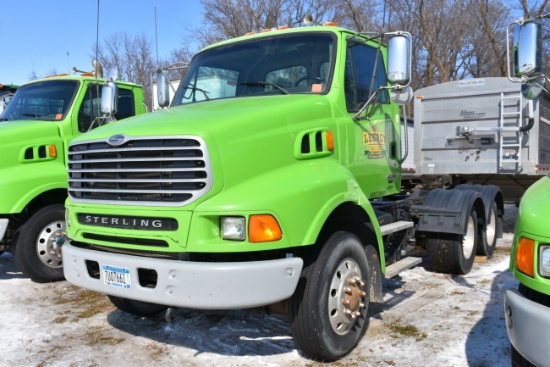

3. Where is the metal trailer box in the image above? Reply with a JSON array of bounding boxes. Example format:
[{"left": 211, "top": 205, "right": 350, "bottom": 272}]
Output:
[{"left": 413, "top": 77, "right": 550, "bottom": 203}]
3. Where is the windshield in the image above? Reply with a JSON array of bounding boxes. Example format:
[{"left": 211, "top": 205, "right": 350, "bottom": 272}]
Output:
[
  {"left": 172, "top": 33, "right": 335, "bottom": 106},
  {"left": 0, "top": 80, "right": 78, "bottom": 121}
]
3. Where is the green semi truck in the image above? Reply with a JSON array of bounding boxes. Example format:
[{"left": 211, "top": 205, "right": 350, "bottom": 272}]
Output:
[
  {"left": 0, "top": 65, "right": 146, "bottom": 282},
  {"left": 503, "top": 15, "right": 550, "bottom": 367},
  {"left": 62, "top": 23, "right": 503, "bottom": 360}
]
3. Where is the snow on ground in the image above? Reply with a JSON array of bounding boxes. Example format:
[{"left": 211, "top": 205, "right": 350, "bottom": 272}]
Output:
[{"left": 0, "top": 206, "right": 518, "bottom": 367}]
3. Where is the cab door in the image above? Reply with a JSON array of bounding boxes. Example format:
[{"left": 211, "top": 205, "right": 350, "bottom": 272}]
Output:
[
  {"left": 72, "top": 83, "right": 138, "bottom": 136},
  {"left": 343, "top": 40, "right": 401, "bottom": 198}
]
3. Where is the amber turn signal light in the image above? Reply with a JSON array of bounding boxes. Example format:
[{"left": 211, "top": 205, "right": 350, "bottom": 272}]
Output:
[
  {"left": 49, "top": 144, "right": 57, "bottom": 158},
  {"left": 516, "top": 237, "right": 535, "bottom": 277},
  {"left": 249, "top": 215, "right": 282, "bottom": 243},
  {"left": 326, "top": 130, "right": 334, "bottom": 151}
]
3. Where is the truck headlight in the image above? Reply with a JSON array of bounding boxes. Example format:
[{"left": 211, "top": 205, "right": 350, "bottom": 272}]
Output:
[
  {"left": 540, "top": 245, "right": 550, "bottom": 277},
  {"left": 221, "top": 217, "right": 246, "bottom": 241}
]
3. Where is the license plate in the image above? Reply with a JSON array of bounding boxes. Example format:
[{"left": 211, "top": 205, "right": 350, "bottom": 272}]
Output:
[{"left": 102, "top": 264, "right": 131, "bottom": 289}]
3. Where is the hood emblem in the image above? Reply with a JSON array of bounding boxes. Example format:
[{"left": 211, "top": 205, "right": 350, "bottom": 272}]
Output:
[{"left": 108, "top": 134, "right": 127, "bottom": 146}]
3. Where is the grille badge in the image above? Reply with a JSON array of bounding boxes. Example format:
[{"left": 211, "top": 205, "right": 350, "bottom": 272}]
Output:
[{"left": 108, "top": 134, "right": 127, "bottom": 146}]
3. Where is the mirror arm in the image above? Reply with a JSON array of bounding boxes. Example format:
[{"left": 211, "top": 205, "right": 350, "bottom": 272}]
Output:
[{"left": 353, "top": 87, "right": 386, "bottom": 121}]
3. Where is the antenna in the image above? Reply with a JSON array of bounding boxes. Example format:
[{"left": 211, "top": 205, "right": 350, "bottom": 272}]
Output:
[
  {"left": 95, "top": 0, "right": 100, "bottom": 79},
  {"left": 155, "top": 1, "right": 159, "bottom": 67}
]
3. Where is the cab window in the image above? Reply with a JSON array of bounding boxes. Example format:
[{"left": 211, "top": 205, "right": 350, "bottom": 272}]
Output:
[
  {"left": 345, "top": 42, "right": 389, "bottom": 112},
  {"left": 78, "top": 86, "right": 136, "bottom": 132}
]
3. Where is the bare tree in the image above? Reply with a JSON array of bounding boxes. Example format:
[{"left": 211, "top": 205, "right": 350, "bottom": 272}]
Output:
[
  {"left": 197, "top": 0, "right": 345, "bottom": 44},
  {"left": 337, "top": 0, "right": 384, "bottom": 32},
  {"left": 94, "top": 32, "right": 156, "bottom": 110},
  {"left": 465, "top": 0, "right": 510, "bottom": 77}
]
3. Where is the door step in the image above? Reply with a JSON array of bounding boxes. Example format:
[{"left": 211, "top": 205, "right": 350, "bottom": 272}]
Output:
[
  {"left": 385, "top": 256, "right": 422, "bottom": 278},
  {"left": 379, "top": 221, "right": 414, "bottom": 236}
]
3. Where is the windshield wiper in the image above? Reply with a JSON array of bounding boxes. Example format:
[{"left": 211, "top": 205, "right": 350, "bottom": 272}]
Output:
[
  {"left": 22, "top": 113, "right": 42, "bottom": 118},
  {"left": 239, "top": 81, "right": 289, "bottom": 95},
  {"left": 183, "top": 86, "right": 210, "bottom": 100}
]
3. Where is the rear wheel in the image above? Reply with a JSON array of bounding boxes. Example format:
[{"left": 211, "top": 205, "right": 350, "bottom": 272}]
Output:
[
  {"left": 478, "top": 201, "right": 499, "bottom": 257},
  {"left": 13, "top": 204, "right": 65, "bottom": 282},
  {"left": 426, "top": 208, "right": 478, "bottom": 274},
  {"left": 108, "top": 296, "right": 168, "bottom": 317},
  {"left": 289, "top": 231, "right": 370, "bottom": 361}
]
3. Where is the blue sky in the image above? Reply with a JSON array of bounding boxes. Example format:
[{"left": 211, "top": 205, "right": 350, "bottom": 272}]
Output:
[{"left": 2, "top": 0, "right": 204, "bottom": 86}]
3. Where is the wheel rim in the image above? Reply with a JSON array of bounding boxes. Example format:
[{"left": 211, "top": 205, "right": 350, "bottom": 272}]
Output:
[
  {"left": 36, "top": 220, "right": 65, "bottom": 268},
  {"left": 486, "top": 206, "right": 497, "bottom": 247},
  {"left": 463, "top": 214, "right": 476, "bottom": 259},
  {"left": 328, "top": 258, "right": 367, "bottom": 335}
]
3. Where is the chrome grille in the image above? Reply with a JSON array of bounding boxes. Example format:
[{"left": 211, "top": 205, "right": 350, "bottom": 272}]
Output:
[{"left": 68, "top": 135, "right": 213, "bottom": 206}]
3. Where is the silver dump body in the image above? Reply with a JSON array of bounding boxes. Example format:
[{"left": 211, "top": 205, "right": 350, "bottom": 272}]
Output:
[{"left": 413, "top": 77, "right": 550, "bottom": 202}]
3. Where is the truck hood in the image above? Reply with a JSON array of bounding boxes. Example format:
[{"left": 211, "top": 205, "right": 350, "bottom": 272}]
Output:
[
  {"left": 68, "top": 94, "right": 335, "bottom": 208},
  {"left": 70, "top": 94, "right": 333, "bottom": 141},
  {"left": 0, "top": 120, "right": 60, "bottom": 143}
]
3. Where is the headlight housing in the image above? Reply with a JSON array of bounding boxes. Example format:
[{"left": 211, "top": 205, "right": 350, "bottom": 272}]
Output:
[
  {"left": 220, "top": 217, "right": 246, "bottom": 241},
  {"left": 540, "top": 245, "right": 550, "bottom": 277}
]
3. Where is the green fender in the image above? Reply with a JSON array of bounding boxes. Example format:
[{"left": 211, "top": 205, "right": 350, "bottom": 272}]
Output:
[{"left": 194, "top": 157, "right": 385, "bottom": 268}]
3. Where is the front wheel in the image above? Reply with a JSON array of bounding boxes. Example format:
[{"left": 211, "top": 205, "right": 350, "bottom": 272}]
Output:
[
  {"left": 108, "top": 296, "right": 168, "bottom": 317},
  {"left": 289, "top": 231, "right": 370, "bottom": 361},
  {"left": 426, "top": 208, "right": 478, "bottom": 274},
  {"left": 13, "top": 204, "right": 66, "bottom": 282}
]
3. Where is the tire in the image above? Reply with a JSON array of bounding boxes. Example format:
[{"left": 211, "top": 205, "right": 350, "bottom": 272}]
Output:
[
  {"left": 13, "top": 204, "right": 65, "bottom": 283},
  {"left": 289, "top": 231, "right": 370, "bottom": 361},
  {"left": 477, "top": 201, "right": 499, "bottom": 257},
  {"left": 108, "top": 296, "right": 168, "bottom": 317},
  {"left": 426, "top": 208, "right": 478, "bottom": 274}
]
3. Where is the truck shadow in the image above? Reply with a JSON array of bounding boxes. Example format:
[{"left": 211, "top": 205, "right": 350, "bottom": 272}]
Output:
[
  {"left": 0, "top": 253, "right": 25, "bottom": 280},
  {"left": 105, "top": 278, "right": 419, "bottom": 359},
  {"left": 457, "top": 268, "right": 517, "bottom": 366},
  {"left": 107, "top": 306, "right": 297, "bottom": 357}
]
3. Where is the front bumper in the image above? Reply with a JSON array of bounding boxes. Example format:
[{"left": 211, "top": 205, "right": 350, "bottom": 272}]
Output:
[
  {"left": 504, "top": 288, "right": 550, "bottom": 367},
  {"left": 63, "top": 243, "right": 303, "bottom": 309}
]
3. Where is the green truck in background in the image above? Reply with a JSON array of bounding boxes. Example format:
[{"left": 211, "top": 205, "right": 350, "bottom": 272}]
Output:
[
  {"left": 504, "top": 15, "right": 550, "bottom": 367},
  {"left": 0, "top": 64, "right": 146, "bottom": 283},
  {"left": 62, "top": 22, "right": 504, "bottom": 361}
]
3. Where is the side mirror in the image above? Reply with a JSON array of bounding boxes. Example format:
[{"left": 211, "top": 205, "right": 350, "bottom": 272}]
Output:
[
  {"left": 155, "top": 70, "right": 170, "bottom": 108},
  {"left": 513, "top": 21, "right": 542, "bottom": 77},
  {"left": 391, "top": 86, "right": 414, "bottom": 105},
  {"left": 387, "top": 33, "right": 411, "bottom": 86},
  {"left": 522, "top": 75, "right": 546, "bottom": 99},
  {"left": 101, "top": 81, "right": 118, "bottom": 115}
]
